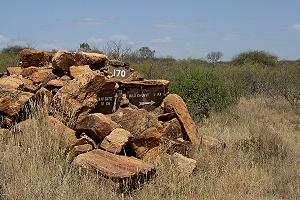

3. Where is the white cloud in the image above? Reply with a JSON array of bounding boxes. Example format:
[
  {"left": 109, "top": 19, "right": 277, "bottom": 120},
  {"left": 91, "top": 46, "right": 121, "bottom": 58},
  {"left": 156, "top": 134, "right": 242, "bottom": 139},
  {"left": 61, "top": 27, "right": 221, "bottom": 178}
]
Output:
[
  {"left": 126, "top": 41, "right": 135, "bottom": 46},
  {"left": 109, "top": 34, "right": 129, "bottom": 41},
  {"left": 292, "top": 23, "right": 300, "bottom": 30},
  {"left": 153, "top": 22, "right": 179, "bottom": 29},
  {"left": 0, "top": 34, "right": 10, "bottom": 45},
  {"left": 87, "top": 37, "right": 105, "bottom": 44},
  {"left": 39, "top": 42, "right": 62, "bottom": 50},
  {"left": 11, "top": 40, "right": 30, "bottom": 47},
  {"left": 150, "top": 36, "right": 172, "bottom": 44},
  {"left": 77, "top": 17, "right": 116, "bottom": 26}
]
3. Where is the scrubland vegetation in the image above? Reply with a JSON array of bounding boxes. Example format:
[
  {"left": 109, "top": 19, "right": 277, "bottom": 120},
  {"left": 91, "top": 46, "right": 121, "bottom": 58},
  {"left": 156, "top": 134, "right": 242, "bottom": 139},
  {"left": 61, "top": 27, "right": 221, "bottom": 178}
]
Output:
[{"left": 0, "top": 46, "right": 299, "bottom": 199}]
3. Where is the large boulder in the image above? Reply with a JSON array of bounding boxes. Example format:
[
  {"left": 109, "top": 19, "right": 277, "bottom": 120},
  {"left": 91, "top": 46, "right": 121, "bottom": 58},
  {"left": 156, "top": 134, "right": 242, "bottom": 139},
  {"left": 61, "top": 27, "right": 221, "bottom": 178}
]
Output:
[
  {"left": 19, "top": 49, "right": 53, "bottom": 67},
  {"left": 163, "top": 94, "right": 200, "bottom": 144},
  {"left": 130, "top": 127, "right": 162, "bottom": 159},
  {"left": 161, "top": 118, "right": 182, "bottom": 139},
  {"left": 0, "top": 76, "right": 24, "bottom": 89},
  {"left": 72, "top": 149, "right": 155, "bottom": 181},
  {"left": 6, "top": 67, "right": 22, "bottom": 76},
  {"left": 75, "top": 113, "right": 120, "bottom": 144},
  {"left": 0, "top": 88, "right": 34, "bottom": 127},
  {"left": 52, "top": 51, "right": 108, "bottom": 73},
  {"left": 30, "top": 68, "right": 54, "bottom": 84},
  {"left": 21, "top": 66, "right": 40, "bottom": 77},
  {"left": 52, "top": 51, "right": 75, "bottom": 73},
  {"left": 12, "top": 116, "right": 77, "bottom": 150},
  {"left": 75, "top": 52, "right": 108, "bottom": 69},
  {"left": 112, "top": 109, "right": 161, "bottom": 139},
  {"left": 45, "top": 116, "right": 77, "bottom": 149},
  {"left": 70, "top": 65, "right": 92, "bottom": 79},
  {"left": 99, "top": 128, "right": 132, "bottom": 154},
  {"left": 52, "top": 71, "right": 116, "bottom": 123}
]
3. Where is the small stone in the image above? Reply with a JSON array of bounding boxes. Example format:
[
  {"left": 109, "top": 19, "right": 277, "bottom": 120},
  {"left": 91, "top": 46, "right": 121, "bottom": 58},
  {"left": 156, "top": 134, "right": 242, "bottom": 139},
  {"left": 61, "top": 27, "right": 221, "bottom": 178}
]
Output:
[
  {"left": 99, "top": 128, "right": 132, "bottom": 154},
  {"left": 171, "top": 153, "right": 197, "bottom": 176}
]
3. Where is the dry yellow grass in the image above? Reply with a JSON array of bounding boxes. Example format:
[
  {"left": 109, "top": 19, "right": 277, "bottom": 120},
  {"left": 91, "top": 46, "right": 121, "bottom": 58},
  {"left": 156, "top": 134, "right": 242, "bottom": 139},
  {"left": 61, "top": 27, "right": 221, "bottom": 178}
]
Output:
[{"left": 0, "top": 97, "right": 299, "bottom": 200}]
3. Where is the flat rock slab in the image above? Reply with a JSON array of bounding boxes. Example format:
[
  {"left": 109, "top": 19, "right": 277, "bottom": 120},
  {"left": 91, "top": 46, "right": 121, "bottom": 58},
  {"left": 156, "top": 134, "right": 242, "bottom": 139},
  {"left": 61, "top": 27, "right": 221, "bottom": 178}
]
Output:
[
  {"left": 72, "top": 149, "right": 155, "bottom": 180},
  {"left": 163, "top": 94, "right": 200, "bottom": 144}
]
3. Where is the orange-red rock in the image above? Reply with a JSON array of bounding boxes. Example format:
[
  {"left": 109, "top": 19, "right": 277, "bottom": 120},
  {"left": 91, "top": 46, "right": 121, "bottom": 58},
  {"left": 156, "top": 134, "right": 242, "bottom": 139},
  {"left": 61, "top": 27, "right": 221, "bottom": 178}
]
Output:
[
  {"left": 0, "top": 88, "right": 34, "bottom": 127},
  {"left": 171, "top": 153, "right": 197, "bottom": 176},
  {"left": 75, "top": 113, "right": 120, "bottom": 144},
  {"left": 70, "top": 65, "right": 92, "bottom": 79},
  {"left": 75, "top": 52, "right": 108, "bottom": 69},
  {"left": 72, "top": 149, "right": 155, "bottom": 180},
  {"left": 46, "top": 116, "right": 77, "bottom": 149},
  {"left": 60, "top": 75, "right": 71, "bottom": 81},
  {"left": 161, "top": 118, "right": 182, "bottom": 139},
  {"left": 99, "top": 128, "right": 132, "bottom": 154},
  {"left": 131, "top": 127, "right": 162, "bottom": 158},
  {"left": 21, "top": 66, "right": 40, "bottom": 77},
  {"left": 52, "top": 51, "right": 75, "bottom": 72},
  {"left": 52, "top": 51, "right": 108, "bottom": 73},
  {"left": 6, "top": 67, "right": 22, "bottom": 76},
  {"left": 112, "top": 109, "right": 161, "bottom": 139},
  {"left": 46, "top": 79, "right": 66, "bottom": 89},
  {"left": 163, "top": 94, "right": 200, "bottom": 144},
  {"left": 19, "top": 49, "right": 53, "bottom": 67},
  {"left": 30, "top": 68, "right": 53, "bottom": 84},
  {"left": 52, "top": 72, "right": 115, "bottom": 123},
  {"left": 0, "top": 76, "right": 24, "bottom": 89}
]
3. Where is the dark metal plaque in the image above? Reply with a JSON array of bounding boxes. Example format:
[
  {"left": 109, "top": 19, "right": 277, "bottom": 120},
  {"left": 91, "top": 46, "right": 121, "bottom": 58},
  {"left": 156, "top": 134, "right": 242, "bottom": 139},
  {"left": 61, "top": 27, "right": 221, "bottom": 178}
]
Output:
[
  {"left": 94, "top": 90, "right": 120, "bottom": 114},
  {"left": 125, "top": 86, "right": 167, "bottom": 111}
]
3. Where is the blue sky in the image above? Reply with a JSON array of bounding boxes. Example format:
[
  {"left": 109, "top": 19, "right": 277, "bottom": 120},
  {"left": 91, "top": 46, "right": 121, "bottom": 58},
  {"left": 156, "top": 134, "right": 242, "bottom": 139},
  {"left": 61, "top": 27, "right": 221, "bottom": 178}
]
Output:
[{"left": 0, "top": 0, "right": 300, "bottom": 60}]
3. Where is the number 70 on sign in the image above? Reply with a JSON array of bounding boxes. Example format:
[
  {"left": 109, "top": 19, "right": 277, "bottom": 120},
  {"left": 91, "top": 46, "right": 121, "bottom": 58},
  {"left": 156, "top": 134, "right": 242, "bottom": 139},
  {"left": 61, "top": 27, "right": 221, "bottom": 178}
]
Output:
[{"left": 113, "top": 69, "right": 126, "bottom": 78}]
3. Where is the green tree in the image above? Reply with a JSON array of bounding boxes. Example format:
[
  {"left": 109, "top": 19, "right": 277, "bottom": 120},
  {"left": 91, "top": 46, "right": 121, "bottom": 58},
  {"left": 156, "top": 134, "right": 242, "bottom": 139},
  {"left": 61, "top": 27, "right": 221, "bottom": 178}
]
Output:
[
  {"left": 232, "top": 50, "right": 278, "bottom": 66},
  {"left": 138, "top": 47, "right": 155, "bottom": 59},
  {"left": 79, "top": 43, "right": 91, "bottom": 52},
  {"left": 206, "top": 51, "right": 223, "bottom": 63}
]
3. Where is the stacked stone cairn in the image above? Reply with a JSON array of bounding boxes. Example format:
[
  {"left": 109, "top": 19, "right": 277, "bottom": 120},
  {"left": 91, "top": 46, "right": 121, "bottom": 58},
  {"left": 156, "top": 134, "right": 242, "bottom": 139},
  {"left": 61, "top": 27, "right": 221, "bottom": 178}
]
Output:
[{"left": 0, "top": 49, "right": 225, "bottom": 189}]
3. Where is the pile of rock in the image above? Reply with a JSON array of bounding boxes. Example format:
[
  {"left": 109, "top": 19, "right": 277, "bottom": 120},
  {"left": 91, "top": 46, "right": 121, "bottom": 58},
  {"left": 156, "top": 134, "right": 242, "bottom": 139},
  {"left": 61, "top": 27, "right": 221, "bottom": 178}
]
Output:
[{"left": 0, "top": 49, "right": 224, "bottom": 188}]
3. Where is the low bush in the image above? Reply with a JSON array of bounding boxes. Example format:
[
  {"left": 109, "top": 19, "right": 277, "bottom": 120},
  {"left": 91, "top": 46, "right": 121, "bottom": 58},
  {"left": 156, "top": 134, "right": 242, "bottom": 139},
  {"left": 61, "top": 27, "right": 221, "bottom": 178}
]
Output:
[
  {"left": 0, "top": 52, "right": 19, "bottom": 73},
  {"left": 170, "top": 69, "right": 240, "bottom": 120},
  {"left": 232, "top": 50, "right": 278, "bottom": 66}
]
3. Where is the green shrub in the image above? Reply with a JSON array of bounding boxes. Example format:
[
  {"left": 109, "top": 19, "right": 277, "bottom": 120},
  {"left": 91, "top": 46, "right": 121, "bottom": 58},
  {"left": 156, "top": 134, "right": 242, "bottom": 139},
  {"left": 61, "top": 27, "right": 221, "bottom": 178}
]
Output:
[
  {"left": 232, "top": 50, "right": 278, "bottom": 66},
  {"left": 1, "top": 45, "right": 25, "bottom": 54},
  {"left": 170, "top": 69, "right": 240, "bottom": 120},
  {"left": 0, "top": 52, "right": 20, "bottom": 73}
]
